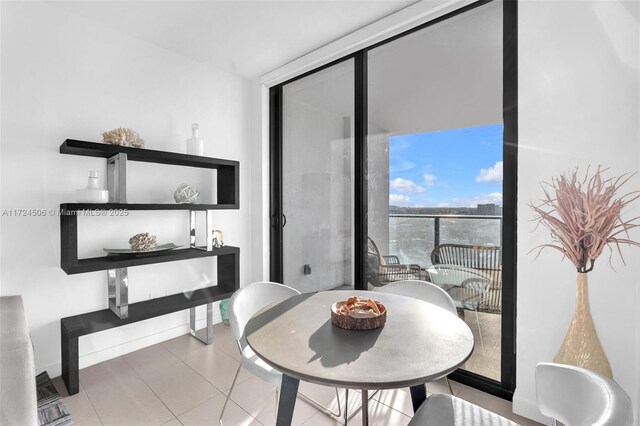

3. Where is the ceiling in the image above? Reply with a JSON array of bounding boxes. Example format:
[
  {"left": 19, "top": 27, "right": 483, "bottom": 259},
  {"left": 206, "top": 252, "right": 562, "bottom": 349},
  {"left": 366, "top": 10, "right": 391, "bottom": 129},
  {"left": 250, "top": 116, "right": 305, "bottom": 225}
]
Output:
[
  {"left": 286, "top": 1, "right": 503, "bottom": 136},
  {"left": 49, "top": 0, "right": 419, "bottom": 79}
]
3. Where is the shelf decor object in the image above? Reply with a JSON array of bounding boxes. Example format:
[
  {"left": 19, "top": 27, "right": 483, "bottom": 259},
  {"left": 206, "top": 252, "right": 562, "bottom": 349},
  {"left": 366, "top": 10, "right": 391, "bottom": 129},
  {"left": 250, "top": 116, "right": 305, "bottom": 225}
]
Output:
[
  {"left": 186, "top": 123, "right": 204, "bottom": 155},
  {"left": 103, "top": 243, "right": 182, "bottom": 255},
  {"left": 75, "top": 171, "right": 108, "bottom": 203},
  {"left": 174, "top": 183, "right": 199, "bottom": 204},
  {"left": 102, "top": 127, "right": 145, "bottom": 148},
  {"left": 59, "top": 139, "right": 239, "bottom": 396},
  {"left": 212, "top": 229, "right": 224, "bottom": 248},
  {"left": 530, "top": 166, "right": 640, "bottom": 379},
  {"left": 128, "top": 232, "right": 158, "bottom": 251}
]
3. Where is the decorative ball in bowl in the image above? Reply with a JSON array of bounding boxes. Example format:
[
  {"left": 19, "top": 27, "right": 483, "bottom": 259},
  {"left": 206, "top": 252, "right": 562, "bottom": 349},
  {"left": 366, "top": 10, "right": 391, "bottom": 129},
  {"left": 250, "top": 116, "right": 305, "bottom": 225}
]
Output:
[{"left": 331, "top": 296, "right": 387, "bottom": 330}]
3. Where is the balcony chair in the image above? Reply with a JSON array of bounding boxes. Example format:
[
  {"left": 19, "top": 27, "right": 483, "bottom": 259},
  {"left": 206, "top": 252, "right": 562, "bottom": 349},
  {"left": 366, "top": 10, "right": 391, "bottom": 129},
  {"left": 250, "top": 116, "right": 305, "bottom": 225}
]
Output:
[
  {"left": 377, "top": 280, "right": 458, "bottom": 395},
  {"left": 430, "top": 244, "right": 502, "bottom": 315},
  {"left": 424, "top": 263, "right": 490, "bottom": 354},
  {"left": 535, "top": 362, "right": 634, "bottom": 426},
  {"left": 367, "top": 237, "right": 423, "bottom": 287},
  {"left": 220, "top": 281, "right": 343, "bottom": 425}
]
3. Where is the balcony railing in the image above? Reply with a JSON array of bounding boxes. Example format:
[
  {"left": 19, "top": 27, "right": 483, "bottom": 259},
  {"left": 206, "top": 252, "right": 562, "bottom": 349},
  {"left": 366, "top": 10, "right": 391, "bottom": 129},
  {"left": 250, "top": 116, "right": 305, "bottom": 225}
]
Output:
[{"left": 388, "top": 213, "right": 502, "bottom": 267}]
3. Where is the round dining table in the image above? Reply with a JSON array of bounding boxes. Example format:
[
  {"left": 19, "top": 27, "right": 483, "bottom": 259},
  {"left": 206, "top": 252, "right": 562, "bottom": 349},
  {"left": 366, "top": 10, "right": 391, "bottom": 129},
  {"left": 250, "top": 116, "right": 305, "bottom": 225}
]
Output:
[{"left": 244, "top": 290, "right": 474, "bottom": 426}]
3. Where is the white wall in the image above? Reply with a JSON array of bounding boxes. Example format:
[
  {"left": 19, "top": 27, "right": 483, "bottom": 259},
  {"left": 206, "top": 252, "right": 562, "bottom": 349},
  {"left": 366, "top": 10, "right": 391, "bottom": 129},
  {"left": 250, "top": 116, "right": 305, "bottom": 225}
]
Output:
[
  {"left": 514, "top": 0, "right": 639, "bottom": 422},
  {"left": 0, "top": 1, "right": 253, "bottom": 377}
]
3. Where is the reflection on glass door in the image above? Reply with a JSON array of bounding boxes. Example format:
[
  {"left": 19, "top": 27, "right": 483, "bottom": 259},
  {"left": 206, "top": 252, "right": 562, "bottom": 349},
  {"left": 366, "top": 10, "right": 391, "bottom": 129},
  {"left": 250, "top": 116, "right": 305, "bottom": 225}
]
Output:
[
  {"left": 280, "top": 60, "right": 355, "bottom": 294},
  {"left": 366, "top": 2, "right": 504, "bottom": 381}
]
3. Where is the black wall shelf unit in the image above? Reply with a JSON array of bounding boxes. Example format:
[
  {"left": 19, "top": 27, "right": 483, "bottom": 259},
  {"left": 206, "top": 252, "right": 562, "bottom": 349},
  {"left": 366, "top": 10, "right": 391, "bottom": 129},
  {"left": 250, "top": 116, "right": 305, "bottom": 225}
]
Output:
[
  {"left": 61, "top": 278, "right": 237, "bottom": 396},
  {"left": 58, "top": 139, "right": 240, "bottom": 395},
  {"left": 60, "top": 139, "right": 239, "bottom": 207}
]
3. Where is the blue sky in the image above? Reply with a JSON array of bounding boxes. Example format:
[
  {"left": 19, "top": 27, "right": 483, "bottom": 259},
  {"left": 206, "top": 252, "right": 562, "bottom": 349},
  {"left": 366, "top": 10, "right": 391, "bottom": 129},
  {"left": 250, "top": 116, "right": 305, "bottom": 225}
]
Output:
[{"left": 389, "top": 123, "right": 503, "bottom": 208}]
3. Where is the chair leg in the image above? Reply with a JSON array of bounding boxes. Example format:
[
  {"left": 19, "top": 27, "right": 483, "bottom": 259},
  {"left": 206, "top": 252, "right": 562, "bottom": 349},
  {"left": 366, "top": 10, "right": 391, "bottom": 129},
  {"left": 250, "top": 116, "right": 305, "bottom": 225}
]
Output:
[
  {"left": 474, "top": 309, "right": 486, "bottom": 355},
  {"left": 297, "top": 388, "right": 342, "bottom": 418},
  {"left": 342, "top": 388, "right": 380, "bottom": 423},
  {"left": 334, "top": 387, "right": 343, "bottom": 419},
  {"left": 445, "top": 377, "right": 454, "bottom": 395},
  {"left": 219, "top": 363, "right": 242, "bottom": 426}
]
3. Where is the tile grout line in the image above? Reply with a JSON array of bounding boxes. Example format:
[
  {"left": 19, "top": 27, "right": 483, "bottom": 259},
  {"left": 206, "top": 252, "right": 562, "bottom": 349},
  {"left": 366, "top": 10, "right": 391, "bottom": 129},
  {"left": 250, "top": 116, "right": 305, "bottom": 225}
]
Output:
[
  {"left": 159, "top": 331, "right": 261, "bottom": 419},
  {"left": 120, "top": 353, "right": 181, "bottom": 420},
  {"left": 168, "top": 333, "right": 254, "bottom": 395},
  {"left": 164, "top": 339, "right": 234, "bottom": 395},
  {"left": 177, "top": 393, "right": 260, "bottom": 425},
  {"left": 74, "top": 381, "right": 105, "bottom": 426}
]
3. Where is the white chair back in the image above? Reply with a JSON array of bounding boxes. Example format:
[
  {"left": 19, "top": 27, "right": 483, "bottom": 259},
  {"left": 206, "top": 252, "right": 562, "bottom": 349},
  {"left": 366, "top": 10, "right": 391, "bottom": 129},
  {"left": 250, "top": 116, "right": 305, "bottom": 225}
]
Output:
[
  {"left": 229, "top": 281, "right": 301, "bottom": 344},
  {"left": 535, "top": 362, "right": 634, "bottom": 426},
  {"left": 378, "top": 280, "right": 457, "bottom": 315}
]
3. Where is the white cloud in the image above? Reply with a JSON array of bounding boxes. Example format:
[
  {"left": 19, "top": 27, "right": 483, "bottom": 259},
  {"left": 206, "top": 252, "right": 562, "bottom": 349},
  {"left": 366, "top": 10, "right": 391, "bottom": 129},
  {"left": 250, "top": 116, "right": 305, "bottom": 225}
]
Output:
[
  {"left": 390, "top": 159, "right": 416, "bottom": 173},
  {"left": 423, "top": 174, "right": 437, "bottom": 186},
  {"left": 389, "top": 194, "right": 411, "bottom": 206},
  {"left": 476, "top": 161, "right": 503, "bottom": 183},
  {"left": 390, "top": 178, "right": 424, "bottom": 193},
  {"left": 450, "top": 192, "right": 503, "bottom": 208}
]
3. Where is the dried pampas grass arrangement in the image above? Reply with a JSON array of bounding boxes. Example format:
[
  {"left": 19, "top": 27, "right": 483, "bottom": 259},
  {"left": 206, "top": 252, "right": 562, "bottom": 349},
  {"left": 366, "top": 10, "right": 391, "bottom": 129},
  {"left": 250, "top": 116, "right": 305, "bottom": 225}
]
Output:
[
  {"left": 530, "top": 166, "right": 640, "bottom": 273},
  {"left": 102, "top": 128, "right": 145, "bottom": 148}
]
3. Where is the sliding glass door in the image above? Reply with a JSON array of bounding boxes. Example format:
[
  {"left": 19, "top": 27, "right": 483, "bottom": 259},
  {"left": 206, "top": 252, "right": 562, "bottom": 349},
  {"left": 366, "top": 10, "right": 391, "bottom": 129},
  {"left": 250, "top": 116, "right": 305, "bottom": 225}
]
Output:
[
  {"left": 271, "top": 0, "right": 517, "bottom": 398},
  {"left": 275, "top": 60, "right": 355, "bottom": 293},
  {"left": 366, "top": 0, "right": 504, "bottom": 383}
]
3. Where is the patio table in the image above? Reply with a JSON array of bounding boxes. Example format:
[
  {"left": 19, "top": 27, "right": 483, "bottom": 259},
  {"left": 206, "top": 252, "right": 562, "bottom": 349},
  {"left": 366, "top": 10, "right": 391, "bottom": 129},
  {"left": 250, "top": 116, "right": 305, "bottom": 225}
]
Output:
[{"left": 244, "top": 290, "right": 474, "bottom": 426}]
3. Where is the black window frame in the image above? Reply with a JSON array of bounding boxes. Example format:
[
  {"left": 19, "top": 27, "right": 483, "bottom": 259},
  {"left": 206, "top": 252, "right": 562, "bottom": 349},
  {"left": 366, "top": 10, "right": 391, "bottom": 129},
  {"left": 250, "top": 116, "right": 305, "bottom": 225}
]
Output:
[{"left": 269, "top": 0, "right": 517, "bottom": 399}]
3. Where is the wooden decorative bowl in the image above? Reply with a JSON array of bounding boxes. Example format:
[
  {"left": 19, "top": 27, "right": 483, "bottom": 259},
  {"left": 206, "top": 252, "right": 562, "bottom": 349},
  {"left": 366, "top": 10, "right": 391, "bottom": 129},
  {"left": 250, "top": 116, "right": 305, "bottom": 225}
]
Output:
[{"left": 330, "top": 301, "right": 387, "bottom": 330}]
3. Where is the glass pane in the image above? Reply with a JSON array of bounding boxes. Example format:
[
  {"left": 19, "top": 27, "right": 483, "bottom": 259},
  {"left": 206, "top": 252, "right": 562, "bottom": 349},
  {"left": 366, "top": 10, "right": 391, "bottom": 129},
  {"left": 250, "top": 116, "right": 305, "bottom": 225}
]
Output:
[
  {"left": 367, "top": 2, "right": 503, "bottom": 381},
  {"left": 282, "top": 60, "right": 355, "bottom": 294}
]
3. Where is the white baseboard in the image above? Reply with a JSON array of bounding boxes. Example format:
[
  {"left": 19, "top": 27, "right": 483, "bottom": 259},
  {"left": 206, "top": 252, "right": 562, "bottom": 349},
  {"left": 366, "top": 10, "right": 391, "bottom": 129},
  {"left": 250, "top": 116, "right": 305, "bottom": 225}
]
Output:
[
  {"left": 512, "top": 390, "right": 550, "bottom": 425},
  {"left": 40, "top": 314, "right": 222, "bottom": 379}
]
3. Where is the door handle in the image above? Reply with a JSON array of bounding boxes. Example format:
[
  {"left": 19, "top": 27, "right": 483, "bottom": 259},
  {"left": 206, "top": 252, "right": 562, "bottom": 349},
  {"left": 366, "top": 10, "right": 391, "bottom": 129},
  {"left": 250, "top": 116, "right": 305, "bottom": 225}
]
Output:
[{"left": 270, "top": 214, "right": 287, "bottom": 228}]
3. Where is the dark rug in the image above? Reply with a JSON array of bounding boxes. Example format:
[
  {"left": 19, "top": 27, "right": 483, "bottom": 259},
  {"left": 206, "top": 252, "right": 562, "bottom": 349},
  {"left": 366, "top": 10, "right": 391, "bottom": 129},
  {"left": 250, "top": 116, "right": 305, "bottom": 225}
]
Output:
[{"left": 36, "top": 372, "right": 73, "bottom": 426}]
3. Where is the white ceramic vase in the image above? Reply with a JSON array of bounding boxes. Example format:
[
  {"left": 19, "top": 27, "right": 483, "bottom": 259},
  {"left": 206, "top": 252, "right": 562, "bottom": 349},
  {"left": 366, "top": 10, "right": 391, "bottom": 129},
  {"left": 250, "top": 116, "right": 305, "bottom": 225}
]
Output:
[{"left": 76, "top": 171, "right": 108, "bottom": 203}]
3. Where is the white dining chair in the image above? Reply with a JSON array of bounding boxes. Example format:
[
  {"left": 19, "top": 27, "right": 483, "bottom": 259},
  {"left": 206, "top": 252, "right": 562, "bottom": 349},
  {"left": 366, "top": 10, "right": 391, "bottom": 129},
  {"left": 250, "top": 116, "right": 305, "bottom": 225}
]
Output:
[
  {"left": 408, "top": 393, "right": 519, "bottom": 425},
  {"left": 220, "top": 281, "right": 343, "bottom": 425},
  {"left": 535, "top": 362, "right": 634, "bottom": 426},
  {"left": 378, "top": 279, "right": 458, "bottom": 394}
]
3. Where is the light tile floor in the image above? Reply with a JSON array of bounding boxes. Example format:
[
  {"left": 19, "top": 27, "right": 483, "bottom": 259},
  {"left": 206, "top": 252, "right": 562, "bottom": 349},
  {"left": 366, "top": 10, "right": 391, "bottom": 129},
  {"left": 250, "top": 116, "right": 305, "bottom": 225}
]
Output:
[{"left": 52, "top": 323, "right": 541, "bottom": 426}]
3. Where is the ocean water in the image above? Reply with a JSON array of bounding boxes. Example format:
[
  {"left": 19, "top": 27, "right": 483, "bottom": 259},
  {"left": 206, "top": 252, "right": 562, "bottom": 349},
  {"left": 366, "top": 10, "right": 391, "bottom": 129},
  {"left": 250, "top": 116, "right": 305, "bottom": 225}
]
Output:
[{"left": 388, "top": 216, "right": 501, "bottom": 267}]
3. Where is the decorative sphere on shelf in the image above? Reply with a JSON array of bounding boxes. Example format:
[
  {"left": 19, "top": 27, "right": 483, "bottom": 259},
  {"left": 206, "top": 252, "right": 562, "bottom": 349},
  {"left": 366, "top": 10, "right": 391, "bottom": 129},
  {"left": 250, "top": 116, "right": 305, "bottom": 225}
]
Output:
[
  {"left": 129, "top": 233, "right": 158, "bottom": 252},
  {"left": 174, "top": 183, "right": 200, "bottom": 204}
]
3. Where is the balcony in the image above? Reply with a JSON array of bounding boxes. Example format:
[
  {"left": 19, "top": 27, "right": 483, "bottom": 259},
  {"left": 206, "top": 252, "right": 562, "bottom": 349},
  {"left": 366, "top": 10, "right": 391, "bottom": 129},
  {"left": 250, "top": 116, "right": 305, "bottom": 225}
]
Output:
[{"left": 386, "top": 213, "right": 503, "bottom": 381}]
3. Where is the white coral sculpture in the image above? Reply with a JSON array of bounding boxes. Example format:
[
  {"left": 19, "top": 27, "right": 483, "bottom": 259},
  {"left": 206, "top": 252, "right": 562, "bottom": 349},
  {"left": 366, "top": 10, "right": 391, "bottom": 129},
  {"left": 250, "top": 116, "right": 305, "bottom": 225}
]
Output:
[
  {"left": 129, "top": 232, "right": 158, "bottom": 252},
  {"left": 102, "top": 128, "right": 145, "bottom": 148}
]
